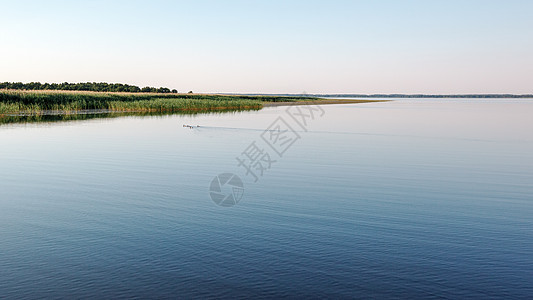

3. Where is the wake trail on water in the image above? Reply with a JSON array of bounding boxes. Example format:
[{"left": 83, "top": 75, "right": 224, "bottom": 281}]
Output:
[{"left": 186, "top": 125, "right": 510, "bottom": 143}]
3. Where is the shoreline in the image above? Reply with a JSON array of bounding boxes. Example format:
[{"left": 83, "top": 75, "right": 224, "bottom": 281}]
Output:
[
  {"left": 1, "top": 98, "right": 390, "bottom": 118},
  {"left": 0, "top": 90, "right": 309, "bottom": 116}
]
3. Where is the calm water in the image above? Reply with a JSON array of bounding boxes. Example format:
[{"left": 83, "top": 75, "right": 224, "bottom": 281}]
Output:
[{"left": 1, "top": 99, "right": 532, "bottom": 298}]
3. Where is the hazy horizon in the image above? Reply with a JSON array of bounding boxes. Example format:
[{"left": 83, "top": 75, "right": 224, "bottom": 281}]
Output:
[{"left": 1, "top": 0, "right": 532, "bottom": 94}]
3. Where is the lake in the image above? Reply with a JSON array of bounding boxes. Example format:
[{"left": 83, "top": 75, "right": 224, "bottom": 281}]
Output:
[{"left": 1, "top": 99, "right": 532, "bottom": 298}]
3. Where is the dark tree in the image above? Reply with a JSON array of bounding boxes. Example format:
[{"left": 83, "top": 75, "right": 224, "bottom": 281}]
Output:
[{"left": 0, "top": 82, "right": 177, "bottom": 93}]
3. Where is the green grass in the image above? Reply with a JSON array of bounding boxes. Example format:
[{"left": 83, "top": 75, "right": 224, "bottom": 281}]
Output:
[
  {"left": 105, "top": 98, "right": 263, "bottom": 112},
  {"left": 0, "top": 90, "right": 319, "bottom": 115}
]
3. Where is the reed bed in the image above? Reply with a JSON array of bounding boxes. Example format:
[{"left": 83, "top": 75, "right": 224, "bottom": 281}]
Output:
[{"left": 0, "top": 90, "right": 310, "bottom": 114}]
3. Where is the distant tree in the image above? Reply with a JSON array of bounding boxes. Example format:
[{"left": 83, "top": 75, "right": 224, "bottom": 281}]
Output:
[
  {"left": 127, "top": 85, "right": 141, "bottom": 93},
  {"left": 0, "top": 81, "right": 177, "bottom": 93},
  {"left": 141, "top": 86, "right": 156, "bottom": 93},
  {"left": 12, "top": 82, "right": 24, "bottom": 89},
  {"left": 171, "top": 89, "right": 178, "bottom": 93},
  {"left": 188, "top": 91, "right": 193, "bottom": 94}
]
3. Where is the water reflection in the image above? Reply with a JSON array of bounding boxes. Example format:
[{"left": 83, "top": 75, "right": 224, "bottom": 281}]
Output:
[{"left": 0, "top": 108, "right": 261, "bottom": 126}]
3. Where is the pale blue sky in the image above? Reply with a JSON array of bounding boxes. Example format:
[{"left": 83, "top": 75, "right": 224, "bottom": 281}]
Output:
[{"left": 1, "top": 0, "right": 532, "bottom": 93}]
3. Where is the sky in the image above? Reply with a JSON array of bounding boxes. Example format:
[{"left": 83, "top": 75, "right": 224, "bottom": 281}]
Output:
[{"left": 1, "top": 0, "right": 532, "bottom": 94}]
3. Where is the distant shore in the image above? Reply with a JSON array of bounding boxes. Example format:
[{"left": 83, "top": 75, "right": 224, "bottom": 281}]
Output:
[
  {"left": 264, "top": 99, "right": 390, "bottom": 107},
  {"left": 233, "top": 93, "right": 533, "bottom": 98}
]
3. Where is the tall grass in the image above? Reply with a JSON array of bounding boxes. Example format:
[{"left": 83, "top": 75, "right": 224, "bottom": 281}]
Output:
[
  {"left": 0, "top": 90, "right": 312, "bottom": 114},
  {"left": 0, "top": 90, "right": 319, "bottom": 114},
  {"left": 106, "top": 98, "right": 263, "bottom": 112}
]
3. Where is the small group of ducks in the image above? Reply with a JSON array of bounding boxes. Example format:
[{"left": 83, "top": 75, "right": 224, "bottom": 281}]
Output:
[{"left": 183, "top": 124, "right": 200, "bottom": 129}]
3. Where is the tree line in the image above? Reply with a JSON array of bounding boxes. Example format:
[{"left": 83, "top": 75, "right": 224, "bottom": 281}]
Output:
[{"left": 0, "top": 82, "right": 178, "bottom": 93}]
